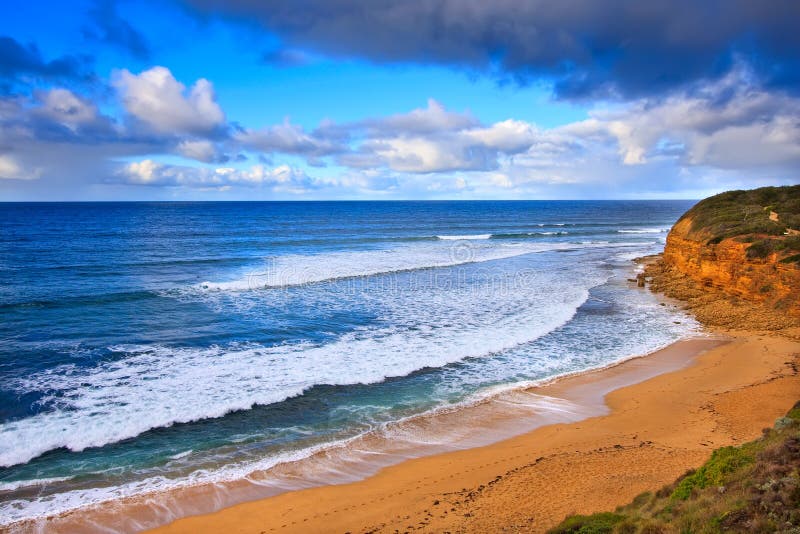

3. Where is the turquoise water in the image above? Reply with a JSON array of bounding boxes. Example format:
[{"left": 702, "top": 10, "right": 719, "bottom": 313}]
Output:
[{"left": 0, "top": 200, "right": 698, "bottom": 529}]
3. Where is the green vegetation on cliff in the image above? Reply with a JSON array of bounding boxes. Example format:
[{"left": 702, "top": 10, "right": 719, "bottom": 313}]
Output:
[
  {"left": 549, "top": 402, "right": 800, "bottom": 534},
  {"left": 682, "top": 185, "right": 800, "bottom": 239},
  {"left": 677, "top": 185, "right": 800, "bottom": 261}
]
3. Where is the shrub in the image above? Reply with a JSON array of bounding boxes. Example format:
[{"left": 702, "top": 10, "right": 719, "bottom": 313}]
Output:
[
  {"left": 547, "top": 512, "right": 625, "bottom": 534},
  {"left": 746, "top": 239, "right": 775, "bottom": 259},
  {"left": 670, "top": 446, "right": 753, "bottom": 500},
  {"left": 682, "top": 185, "right": 800, "bottom": 242},
  {"left": 783, "top": 235, "right": 800, "bottom": 251}
]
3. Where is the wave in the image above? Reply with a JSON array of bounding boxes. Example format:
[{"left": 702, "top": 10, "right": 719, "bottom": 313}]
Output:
[
  {"left": 438, "top": 232, "right": 570, "bottom": 240},
  {"left": 197, "top": 242, "right": 536, "bottom": 291},
  {"left": 0, "top": 262, "right": 603, "bottom": 468},
  {"left": 0, "top": 476, "right": 74, "bottom": 493},
  {"left": 436, "top": 234, "right": 491, "bottom": 240},
  {"left": 0, "top": 323, "right": 700, "bottom": 529},
  {"left": 196, "top": 240, "right": 644, "bottom": 292},
  {"left": 492, "top": 231, "right": 569, "bottom": 238},
  {"left": 617, "top": 228, "right": 667, "bottom": 234},
  {"left": 169, "top": 450, "right": 193, "bottom": 460},
  {"left": 0, "top": 389, "right": 581, "bottom": 528},
  {"left": 0, "top": 242, "right": 701, "bottom": 527}
]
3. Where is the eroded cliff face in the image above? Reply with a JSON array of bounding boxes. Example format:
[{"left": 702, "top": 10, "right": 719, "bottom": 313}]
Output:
[{"left": 662, "top": 217, "right": 800, "bottom": 317}]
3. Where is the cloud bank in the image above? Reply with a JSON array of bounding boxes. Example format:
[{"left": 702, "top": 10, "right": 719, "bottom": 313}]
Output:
[
  {"left": 1, "top": 61, "right": 796, "bottom": 199},
  {"left": 0, "top": 1, "right": 797, "bottom": 199},
  {"left": 186, "top": 0, "right": 800, "bottom": 99}
]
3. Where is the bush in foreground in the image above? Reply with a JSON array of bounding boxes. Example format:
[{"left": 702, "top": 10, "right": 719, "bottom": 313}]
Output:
[{"left": 549, "top": 402, "right": 800, "bottom": 534}]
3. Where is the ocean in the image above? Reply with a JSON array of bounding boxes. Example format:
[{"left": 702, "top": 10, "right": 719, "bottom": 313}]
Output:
[{"left": 0, "top": 200, "right": 699, "bottom": 531}]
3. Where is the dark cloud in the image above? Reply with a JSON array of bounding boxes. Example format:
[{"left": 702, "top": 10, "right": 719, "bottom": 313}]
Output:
[
  {"left": 184, "top": 0, "right": 800, "bottom": 99},
  {"left": 83, "top": 0, "right": 151, "bottom": 60},
  {"left": 0, "top": 36, "right": 93, "bottom": 82},
  {"left": 0, "top": 89, "right": 134, "bottom": 146}
]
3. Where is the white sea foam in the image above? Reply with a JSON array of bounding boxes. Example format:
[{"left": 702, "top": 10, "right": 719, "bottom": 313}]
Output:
[
  {"left": 0, "top": 476, "right": 74, "bottom": 492},
  {"left": 0, "top": 316, "right": 699, "bottom": 529},
  {"left": 0, "top": 437, "right": 359, "bottom": 528},
  {"left": 617, "top": 228, "right": 667, "bottom": 234},
  {"left": 0, "top": 241, "right": 701, "bottom": 527},
  {"left": 199, "top": 242, "right": 534, "bottom": 290},
  {"left": 196, "top": 240, "right": 644, "bottom": 292},
  {"left": 1, "top": 253, "right": 605, "bottom": 468},
  {"left": 4, "top": 239, "right": 662, "bottom": 471},
  {"left": 436, "top": 234, "right": 492, "bottom": 240},
  {"left": 169, "top": 450, "right": 193, "bottom": 460}
]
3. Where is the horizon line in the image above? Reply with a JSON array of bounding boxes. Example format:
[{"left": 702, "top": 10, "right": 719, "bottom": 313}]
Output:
[{"left": 0, "top": 198, "right": 701, "bottom": 203}]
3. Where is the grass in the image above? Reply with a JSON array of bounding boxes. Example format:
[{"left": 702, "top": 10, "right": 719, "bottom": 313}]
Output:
[
  {"left": 547, "top": 512, "right": 625, "bottom": 534},
  {"left": 548, "top": 401, "right": 800, "bottom": 534},
  {"left": 669, "top": 446, "right": 754, "bottom": 500},
  {"left": 678, "top": 185, "right": 800, "bottom": 245}
]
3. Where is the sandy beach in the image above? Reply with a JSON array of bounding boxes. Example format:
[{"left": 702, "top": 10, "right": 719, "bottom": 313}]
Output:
[
  {"left": 143, "top": 197, "right": 800, "bottom": 534},
  {"left": 148, "top": 328, "right": 800, "bottom": 533}
]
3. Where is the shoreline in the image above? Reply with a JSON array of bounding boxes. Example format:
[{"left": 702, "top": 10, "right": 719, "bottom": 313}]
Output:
[
  {"left": 10, "top": 335, "right": 715, "bottom": 534},
  {"left": 147, "top": 330, "right": 799, "bottom": 533},
  {"left": 4, "top": 250, "right": 701, "bottom": 534},
  {"left": 14, "top": 251, "right": 799, "bottom": 534},
  {"left": 137, "top": 247, "right": 800, "bottom": 534}
]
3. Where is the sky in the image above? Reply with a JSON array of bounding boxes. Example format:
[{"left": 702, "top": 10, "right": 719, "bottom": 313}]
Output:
[{"left": 0, "top": 0, "right": 798, "bottom": 200}]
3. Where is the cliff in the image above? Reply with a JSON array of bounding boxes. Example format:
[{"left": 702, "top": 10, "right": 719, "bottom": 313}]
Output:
[{"left": 661, "top": 185, "right": 800, "bottom": 318}]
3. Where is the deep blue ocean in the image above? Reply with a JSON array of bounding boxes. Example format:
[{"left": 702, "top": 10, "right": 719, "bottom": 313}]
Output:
[{"left": 0, "top": 200, "right": 699, "bottom": 530}]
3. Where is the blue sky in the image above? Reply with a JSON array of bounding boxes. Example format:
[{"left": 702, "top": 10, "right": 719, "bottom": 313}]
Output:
[{"left": 0, "top": 0, "right": 798, "bottom": 200}]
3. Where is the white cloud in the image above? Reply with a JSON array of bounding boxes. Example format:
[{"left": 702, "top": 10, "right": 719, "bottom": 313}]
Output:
[
  {"left": 562, "top": 67, "right": 800, "bottom": 169},
  {"left": 115, "top": 160, "right": 324, "bottom": 192},
  {"left": 464, "top": 119, "right": 540, "bottom": 153},
  {"left": 0, "top": 155, "right": 42, "bottom": 180},
  {"left": 114, "top": 66, "right": 225, "bottom": 135},
  {"left": 357, "top": 136, "right": 495, "bottom": 173},
  {"left": 122, "top": 159, "right": 161, "bottom": 184},
  {"left": 235, "top": 119, "right": 342, "bottom": 158},
  {"left": 361, "top": 98, "right": 478, "bottom": 134},
  {"left": 339, "top": 102, "right": 549, "bottom": 173},
  {"left": 488, "top": 173, "right": 513, "bottom": 188}
]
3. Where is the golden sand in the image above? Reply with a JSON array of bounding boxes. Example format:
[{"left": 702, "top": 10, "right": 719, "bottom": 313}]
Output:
[{"left": 149, "top": 331, "right": 799, "bottom": 533}]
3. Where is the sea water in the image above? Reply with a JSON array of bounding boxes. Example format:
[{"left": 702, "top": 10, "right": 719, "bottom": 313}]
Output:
[{"left": 0, "top": 200, "right": 699, "bottom": 530}]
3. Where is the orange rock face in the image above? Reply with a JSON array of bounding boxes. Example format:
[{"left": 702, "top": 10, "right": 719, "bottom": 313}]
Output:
[{"left": 663, "top": 217, "right": 800, "bottom": 317}]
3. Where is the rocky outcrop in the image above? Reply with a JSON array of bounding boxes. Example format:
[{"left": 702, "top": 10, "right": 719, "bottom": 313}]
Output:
[{"left": 660, "top": 188, "right": 800, "bottom": 318}]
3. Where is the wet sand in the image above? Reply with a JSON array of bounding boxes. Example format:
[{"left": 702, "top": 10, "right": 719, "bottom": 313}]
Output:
[{"left": 148, "top": 330, "right": 800, "bottom": 533}]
